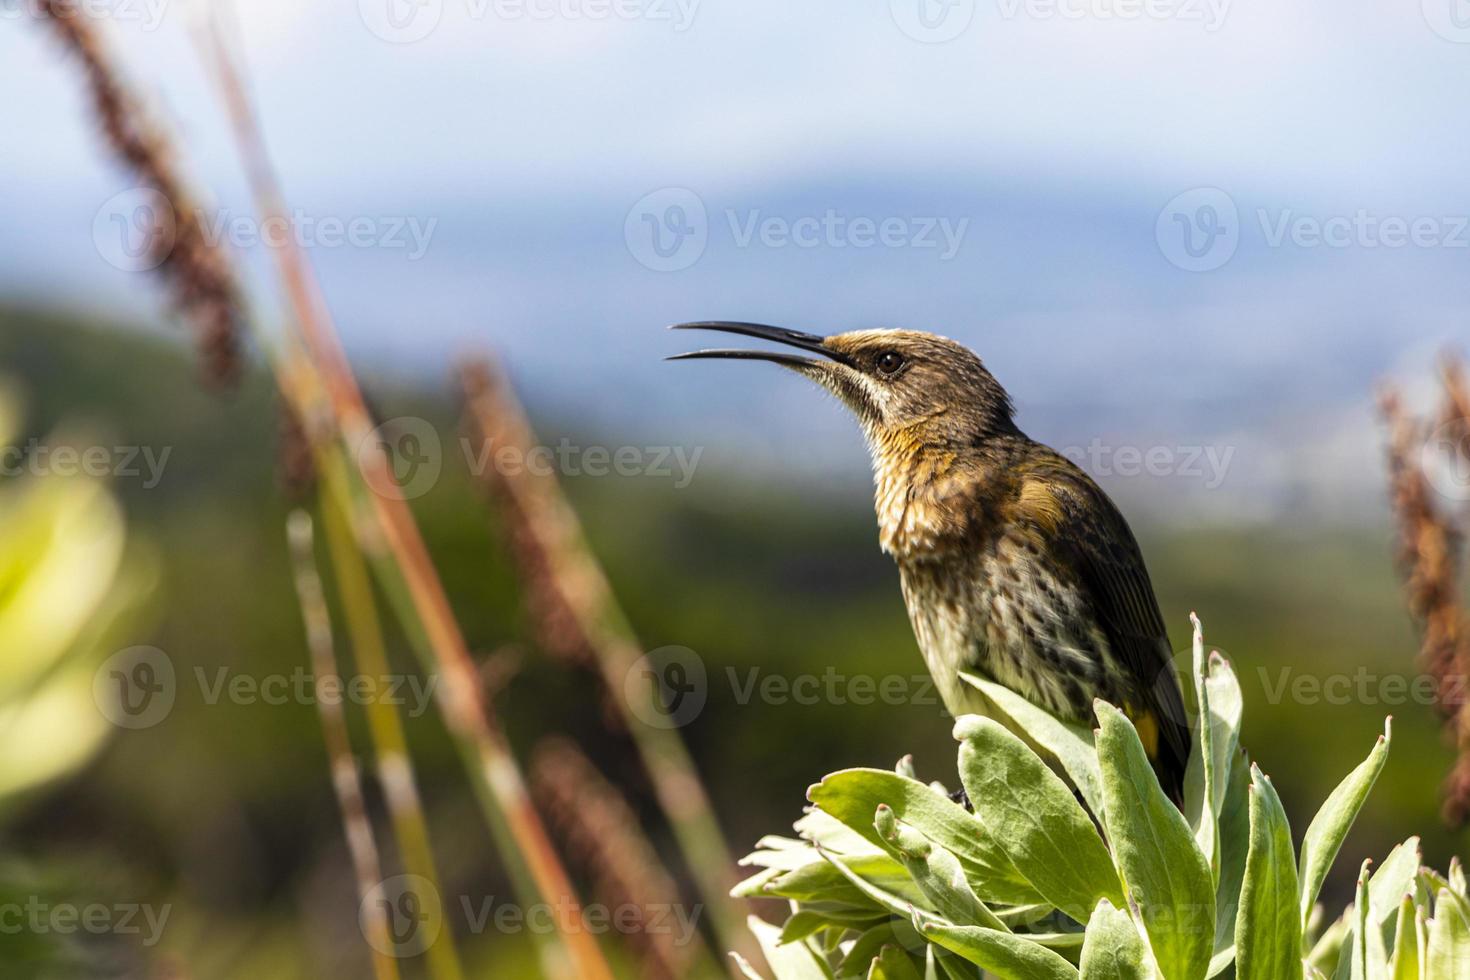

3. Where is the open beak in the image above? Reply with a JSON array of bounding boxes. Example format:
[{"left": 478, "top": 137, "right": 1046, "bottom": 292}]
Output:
[{"left": 665, "top": 321, "right": 849, "bottom": 369}]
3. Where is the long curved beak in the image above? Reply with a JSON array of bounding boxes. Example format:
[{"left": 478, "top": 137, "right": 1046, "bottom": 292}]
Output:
[{"left": 665, "top": 321, "right": 849, "bottom": 368}]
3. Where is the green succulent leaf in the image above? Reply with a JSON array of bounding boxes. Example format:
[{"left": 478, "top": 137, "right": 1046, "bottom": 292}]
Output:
[
  {"left": 1183, "top": 621, "right": 1243, "bottom": 887},
  {"left": 868, "top": 945, "right": 925, "bottom": 980},
  {"left": 1235, "top": 765, "right": 1301, "bottom": 980},
  {"left": 953, "top": 715, "right": 1123, "bottom": 922},
  {"left": 1208, "top": 746, "right": 1253, "bottom": 976},
  {"left": 1426, "top": 889, "right": 1470, "bottom": 978},
  {"left": 913, "top": 913, "right": 1079, "bottom": 980},
  {"left": 958, "top": 671, "right": 1105, "bottom": 817},
  {"left": 809, "top": 769, "right": 1041, "bottom": 905},
  {"left": 747, "top": 915, "right": 832, "bottom": 980},
  {"left": 1079, "top": 899, "right": 1150, "bottom": 980},
  {"left": 1387, "top": 896, "right": 1419, "bottom": 980},
  {"left": 1095, "top": 699, "right": 1215, "bottom": 980},
  {"left": 1298, "top": 720, "right": 1392, "bottom": 932},
  {"left": 875, "top": 804, "right": 1010, "bottom": 932}
]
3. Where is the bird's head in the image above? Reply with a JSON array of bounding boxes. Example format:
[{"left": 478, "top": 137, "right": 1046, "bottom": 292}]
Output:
[{"left": 669, "top": 322, "right": 1017, "bottom": 451}]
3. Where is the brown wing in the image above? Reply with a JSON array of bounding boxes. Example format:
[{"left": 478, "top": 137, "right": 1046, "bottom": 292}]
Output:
[{"left": 1019, "top": 451, "right": 1190, "bottom": 804}]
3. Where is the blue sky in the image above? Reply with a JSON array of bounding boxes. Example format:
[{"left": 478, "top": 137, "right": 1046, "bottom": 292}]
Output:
[{"left": 3, "top": 0, "right": 1470, "bottom": 521}]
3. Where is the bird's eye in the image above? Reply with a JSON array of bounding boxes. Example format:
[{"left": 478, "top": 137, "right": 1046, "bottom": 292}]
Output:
[{"left": 875, "top": 351, "right": 905, "bottom": 376}]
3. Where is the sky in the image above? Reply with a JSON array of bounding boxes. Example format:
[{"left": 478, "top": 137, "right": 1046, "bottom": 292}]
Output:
[{"left": 3, "top": 0, "right": 1469, "bottom": 523}]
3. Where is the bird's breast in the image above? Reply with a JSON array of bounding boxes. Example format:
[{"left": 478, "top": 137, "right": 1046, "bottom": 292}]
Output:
[{"left": 896, "top": 532, "right": 1116, "bottom": 724}]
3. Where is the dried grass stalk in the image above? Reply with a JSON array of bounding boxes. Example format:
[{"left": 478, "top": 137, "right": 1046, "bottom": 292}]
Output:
[
  {"left": 459, "top": 356, "right": 755, "bottom": 966},
  {"left": 1380, "top": 362, "right": 1470, "bottom": 825},
  {"left": 37, "top": 1, "right": 243, "bottom": 386},
  {"left": 532, "top": 738, "right": 702, "bottom": 980}
]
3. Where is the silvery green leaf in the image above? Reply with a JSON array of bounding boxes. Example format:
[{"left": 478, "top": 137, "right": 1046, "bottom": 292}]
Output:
[
  {"left": 748, "top": 915, "right": 833, "bottom": 980},
  {"left": 1387, "top": 896, "right": 1418, "bottom": 980},
  {"left": 1209, "top": 746, "right": 1253, "bottom": 975},
  {"left": 953, "top": 715, "right": 1123, "bottom": 922},
  {"left": 1348, "top": 860, "right": 1388, "bottom": 980},
  {"left": 1426, "top": 888, "right": 1470, "bottom": 977},
  {"left": 1298, "top": 720, "right": 1392, "bottom": 932},
  {"left": 819, "top": 845, "right": 933, "bottom": 920},
  {"left": 731, "top": 951, "right": 769, "bottom": 980},
  {"left": 868, "top": 945, "right": 925, "bottom": 980},
  {"left": 875, "top": 804, "right": 1009, "bottom": 932},
  {"left": 1306, "top": 910, "right": 1349, "bottom": 975},
  {"left": 837, "top": 925, "right": 902, "bottom": 978},
  {"left": 1078, "top": 899, "right": 1149, "bottom": 980},
  {"left": 1235, "top": 765, "right": 1301, "bottom": 980},
  {"left": 959, "top": 672, "right": 1104, "bottom": 817},
  {"left": 809, "top": 769, "right": 1041, "bottom": 905},
  {"left": 912, "top": 912, "right": 1079, "bottom": 980},
  {"left": 1095, "top": 700, "right": 1215, "bottom": 980},
  {"left": 761, "top": 853, "right": 927, "bottom": 907}
]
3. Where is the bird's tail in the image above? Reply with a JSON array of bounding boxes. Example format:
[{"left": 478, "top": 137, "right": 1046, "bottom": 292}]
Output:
[{"left": 1134, "top": 706, "right": 1189, "bottom": 807}]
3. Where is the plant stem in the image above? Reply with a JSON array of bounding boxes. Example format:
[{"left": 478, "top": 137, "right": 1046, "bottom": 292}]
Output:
[
  {"left": 318, "top": 486, "right": 468, "bottom": 980},
  {"left": 286, "top": 511, "right": 402, "bottom": 980}
]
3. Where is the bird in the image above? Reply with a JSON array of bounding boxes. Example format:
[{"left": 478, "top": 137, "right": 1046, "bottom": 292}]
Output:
[{"left": 669, "top": 321, "right": 1189, "bottom": 804}]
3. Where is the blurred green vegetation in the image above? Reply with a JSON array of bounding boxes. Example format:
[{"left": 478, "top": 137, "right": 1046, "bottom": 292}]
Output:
[{"left": 0, "top": 307, "right": 1461, "bottom": 977}]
